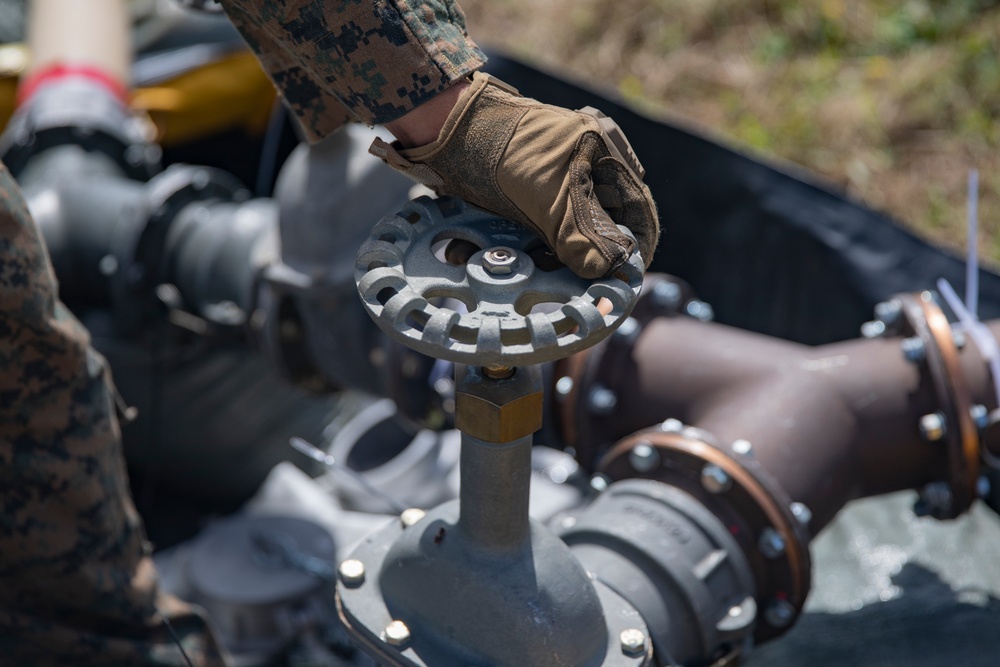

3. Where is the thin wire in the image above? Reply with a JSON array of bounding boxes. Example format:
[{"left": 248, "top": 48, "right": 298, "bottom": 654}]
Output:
[
  {"left": 289, "top": 437, "right": 408, "bottom": 513},
  {"left": 966, "top": 169, "right": 980, "bottom": 317},
  {"left": 162, "top": 617, "right": 196, "bottom": 667}
]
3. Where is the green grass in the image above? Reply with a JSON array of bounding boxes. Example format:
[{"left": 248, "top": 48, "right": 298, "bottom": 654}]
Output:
[{"left": 462, "top": 0, "right": 1000, "bottom": 261}]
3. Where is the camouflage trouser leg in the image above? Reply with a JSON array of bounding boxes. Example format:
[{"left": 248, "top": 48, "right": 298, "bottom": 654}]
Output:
[
  {"left": 0, "top": 162, "right": 227, "bottom": 666},
  {"left": 220, "top": 0, "right": 487, "bottom": 141}
]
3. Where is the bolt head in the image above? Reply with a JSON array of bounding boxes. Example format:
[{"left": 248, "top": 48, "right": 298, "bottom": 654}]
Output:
[
  {"left": 971, "top": 404, "right": 989, "bottom": 431},
  {"left": 758, "top": 527, "right": 787, "bottom": 559},
  {"left": 590, "top": 474, "right": 611, "bottom": 493},
  {"left": 650, "top": 281, "right": 682, "bottom": 310},
  {"left": 629, "top": 442, "right": 660, "bottom": 473},
  {"left": 619, "top": 628, "right": 647, "bottom": 656},
  {"left": 588, "top": 385, "right": 618, "bottom": 415},
  {"left": 338, "top": 559, "right": 366, "bottom": 587},
  {"left": 685, "top": 299, "right": 715, "bottom": 321},
  {"left": 901, "top": 337, "right": 926, "bottom": 363},
  {"left": 482, "top": 247, "right": 517, "bottom": 275},
  {"left": 661, "top": 418, "right": 684, "bottom": 433},
  {"left": 383, "top": 620, "right": 411, "bottom": 646},
  {"left": 701, "top": 463, "right": 732, "bottom": 494},
  {"left": 765, "top": 600, "right": 795, "bottom": 628},
  {"left": 978, "top": 476, "right": 992, "bottom": 499},
  {"left": 555, "top": 376, "right": 574, "bottom": 397},
  {"left": 732, "top": 439, "right": 753, "bottom": 457},
  {"left": 860, "top": 320, "right": 886, "bottom": 338},
  {"left": 919, "top": 412, "right": 946, "bottom": 442},
  {"left": 400, "top": 508, "right": 426, "bottom": 528},
  {"left": 790, "top": 502, "right": 813, "bottom": 527},
  {"left": 614, "top": 316, "right": 641, "bottom": 343},
  {"left": 874, "top": 299, "right": 902, "bottom": 325}
]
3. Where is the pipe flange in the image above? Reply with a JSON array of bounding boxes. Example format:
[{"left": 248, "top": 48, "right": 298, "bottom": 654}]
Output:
[
  {"left": 598, "top": 429, "right": 811, "bottom": 643},
  {"left": 336, "top": 502, "right": 652, "bottom": 667},
  {"left": 354, "top": 196, "right": 643, "bottom": 367},
  {"left": 894, "top": 292, "right": 979, "bottom": 518}
]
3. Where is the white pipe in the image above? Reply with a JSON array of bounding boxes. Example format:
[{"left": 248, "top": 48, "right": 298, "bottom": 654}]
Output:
[{"left": 25, "top": 0, "right": 131, "bottom": 85}]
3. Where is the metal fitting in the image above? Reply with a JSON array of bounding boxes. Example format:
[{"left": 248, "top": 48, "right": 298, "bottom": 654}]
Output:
[
  {"left": 400, "top": 508, "right": 426, "bottom": 528},
  {"left": 700, "top": 464, "right": 732, "bottom": 494},
  {"left": 660, "top": 418, "right": 684, "bottom": 433},
  {"left": 758, "top": 527, "right": 786, "bottom": 559},
  {"left": 790, "top": 502, "right": 813, "bottom": 527},
  {"left": 628, "top": 442, "right": 661, "bottom": 473},
  {"left": 685, "top": 299, "right": 715, "bottom": 322},
  {"left": 971, "top": 404, "right": 989, "bottom": 431},
  {"left": 587, "top": 385, "right": 618, "bottom": 416},
  {"left": 874, "top": 299, "right": 902, "bottom": 326},
  {"left": 860, "top": 320, "right": 886, "bottom": 338},
  {"left": 481, "top": 247, "right": 517, "bottom": 275},
  {"left": 765, "top": 599, "right": 796, "bottom": 628},
  {"left": 619, "top": 628, "right": 647, "bottom": 656},
  {"left": 918, "top": 412, "right": 946, "bottom": 442},
  {"left": 338, "top": 559, "right": 366, "bottom": 587},
  {"left": 731, "top": 439, "right": 753, "bottom": 457},
  {"left": 650, "top": 281, "right": 682, "bottom": 311},
  {"left": 383, "top": 620, "right": 411, "bottom": 646},
  {"left": 455, "top": 368, "right": 544, "bottom": 443},
  {"left": 590, "top": 474, "right": 611, "bottom": 493},
  {"left": 555, "top": 376, "right": 574, "bottom": 397},
  {"left": 901, "top": 336, "right": 926, "bottom": 363},
  {"left": 613, "top": 316, "right": 641, "bottom": 344}
]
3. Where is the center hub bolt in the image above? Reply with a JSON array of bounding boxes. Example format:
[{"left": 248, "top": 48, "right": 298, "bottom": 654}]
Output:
[{"left": 483, "top": 247, "right": 517, "bottom": 275}]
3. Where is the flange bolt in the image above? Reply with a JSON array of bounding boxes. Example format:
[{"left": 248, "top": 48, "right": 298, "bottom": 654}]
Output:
[
  {"left": 919, "top": 412, "right": 946, "bottom": 442},
  {"left": 588, "top": 385, "right": 618, "bottom": 415},
  {"left": 758, "top": 527, "right": 786, "bottom": 559},
  {"left": 701, "top": 464, "right": 732, "bottom": 494},
  {"left": 619, "top": 628, "right": 647, "bottom": 656},
  {"left": 629, "top": 442, "right": 660, "bottom": 473},
  {"left": 901, "top": 337, "right": 926, "bottom": 363},
  {"left": 765, "top": 600, "right": 796, "bottom": 628},
  {"left": 400, "top": 508, "right": 426, "bottom": 528},
  {"left": 383, "top": 620, "right": 411, "bottom": 646},
  {"left": 338, "top": 559, "right": 366, "bottom": 587}
]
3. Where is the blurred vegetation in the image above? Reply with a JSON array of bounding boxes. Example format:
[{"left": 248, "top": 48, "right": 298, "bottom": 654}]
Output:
[{"left": 462, "top": 0, "right": 1000, "bottom": 259}]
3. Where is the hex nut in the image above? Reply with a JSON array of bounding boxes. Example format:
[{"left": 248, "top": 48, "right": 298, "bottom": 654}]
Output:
[
  {"left": 338, "top": 559, "right": 366, "bottom": 587},
  {"left": 701, "top": 463, "right": 732, "bottom": 494},
  {"left": 482, "top": 247, "right": 517, "bottom": 275},
  {"left": 383, "top": 620, "right": 411, "bottom": 646},
  {"left": 765, "top": 600, "right": 795, "bottom": 628},
  {"left": 919, "top": 412, "right": 946, "bottom": 442},
  {"left": 758, "top": 527, "right": 786, "bottom": 559},
  {"left": 455, "top": 390, "right": 543, "bottom": 443},
  {"left": 619, "top": 628, "right": 647, "bottom": 656},
  {"left": 629, "top": 442, "right": 660, "bottom": 473},
  {"left": 400, "top": 508, "right": 426, "bottom": 528}
]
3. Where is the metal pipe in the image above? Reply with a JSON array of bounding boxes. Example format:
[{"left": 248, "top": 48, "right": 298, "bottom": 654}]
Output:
[{"left": 568, "top": 311, "right": 1000, "bottom": 533}]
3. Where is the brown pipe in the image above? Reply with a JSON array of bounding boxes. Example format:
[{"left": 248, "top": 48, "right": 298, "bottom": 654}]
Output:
[{"left": 564, "top": 307, "right": 999, "bottom": 533}]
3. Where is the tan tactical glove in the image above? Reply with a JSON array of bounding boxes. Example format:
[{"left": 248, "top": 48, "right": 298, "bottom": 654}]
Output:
[{"left": 369, "top": 72, "right": 659, "bottom": 279}]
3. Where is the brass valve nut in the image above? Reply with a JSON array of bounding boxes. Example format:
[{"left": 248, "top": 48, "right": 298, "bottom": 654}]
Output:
[{"left": 456, "top": 390, "right": 544, "bottom": 443}]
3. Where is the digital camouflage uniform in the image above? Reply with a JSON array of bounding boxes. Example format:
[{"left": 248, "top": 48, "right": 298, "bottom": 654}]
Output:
[
  {"left": 1, "top": 2, "right": 481, "bottom": 664},
  {"left": 0, "top": 162, "right": 226, "bottom": 665},
  {"left": 220, "top": 0, "right": 486, "bottom": 141}
]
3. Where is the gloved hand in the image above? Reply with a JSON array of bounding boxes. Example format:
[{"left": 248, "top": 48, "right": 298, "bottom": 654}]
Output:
[{"left": 369, "top": 72, "right": 659, "bottom": 279}]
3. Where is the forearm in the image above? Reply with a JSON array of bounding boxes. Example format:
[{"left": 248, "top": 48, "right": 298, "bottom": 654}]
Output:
[{"left": 219, "top": 0, "right": 486, "bottom": 142}]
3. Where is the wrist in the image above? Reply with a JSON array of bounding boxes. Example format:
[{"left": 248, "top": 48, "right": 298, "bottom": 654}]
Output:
[{"left": 385, "top": 79, "right": 472, "bottom": 149}]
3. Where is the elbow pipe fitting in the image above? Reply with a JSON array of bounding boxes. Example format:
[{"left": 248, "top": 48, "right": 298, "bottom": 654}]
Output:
[
  {"left": 557, "top": 277, "right": 999, "bottom": 647},
  {"left": 556, "top": 479, "right": 757, "bottom": 666}
]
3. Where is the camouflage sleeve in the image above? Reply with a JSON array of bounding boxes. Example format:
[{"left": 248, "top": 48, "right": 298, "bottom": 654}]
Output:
[
  {"left": 219, "top": 0, "right": 487, "bottom": 141},
  {"left": 0, "top": 162, "right": 225, "bottom": 665}
]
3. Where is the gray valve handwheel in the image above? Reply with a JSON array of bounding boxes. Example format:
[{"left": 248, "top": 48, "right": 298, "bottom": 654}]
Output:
[{"left": 355, "top": 196, "right": 643, "bottom": 367}]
